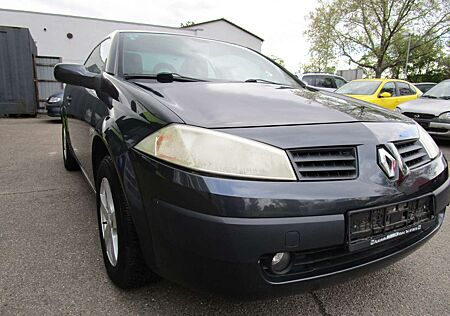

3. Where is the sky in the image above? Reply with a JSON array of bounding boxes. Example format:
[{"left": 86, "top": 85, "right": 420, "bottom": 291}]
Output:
[{"left": 0, "top": 0, "right": 319, "bottom": 72}]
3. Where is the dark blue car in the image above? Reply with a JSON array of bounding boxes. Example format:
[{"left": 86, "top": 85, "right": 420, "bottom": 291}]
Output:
[
  {"left": 54, "top": 31, "right": 450, "bottom": 295},
  {"left": 45, "top": 91, "right": 63, "bottom": 117}
]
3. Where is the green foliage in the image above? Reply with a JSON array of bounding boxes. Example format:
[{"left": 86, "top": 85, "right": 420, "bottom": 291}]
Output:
[
  {"left": 270, "top": 55, "right": 286, "bottom": 67},
  {"left": 300, "top": 61, "right": 336, "bottom": 74},
  {"left": 306, "top": 0, "right": 450, "bottom": 78},
  {"left": 180, "top": 21, "right": 196, "bottom": 27},
  {"left": 389, "top": 34, "right": 449, "bottom": 82}
]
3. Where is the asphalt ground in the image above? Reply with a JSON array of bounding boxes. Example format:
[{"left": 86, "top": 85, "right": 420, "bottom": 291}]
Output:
[{"left": 0, "top": 116, "right": 449, "bottom": 315}]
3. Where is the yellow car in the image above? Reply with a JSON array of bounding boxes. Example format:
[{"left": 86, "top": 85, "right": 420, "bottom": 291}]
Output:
[{"left": 335, "top": 79, "right": 421, "bottom": 110}]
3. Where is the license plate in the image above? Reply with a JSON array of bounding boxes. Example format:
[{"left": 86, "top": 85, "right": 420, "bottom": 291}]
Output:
[{"left": 347, "top": 196, "right": 434, "bottom": 251}]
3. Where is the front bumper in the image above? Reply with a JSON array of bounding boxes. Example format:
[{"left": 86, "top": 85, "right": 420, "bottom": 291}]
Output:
[
  {"left": 408, "top": 117, "right": 450, "bottom": 139},
  {"left": 46, "top": 104, "right": 62, "bottom": 117},
  {"left": 130, "top": 151, "right": 450, "bottom": 295}
]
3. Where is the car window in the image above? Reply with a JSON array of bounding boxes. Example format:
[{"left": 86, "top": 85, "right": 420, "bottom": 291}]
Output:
[
  {"left": 302, "top": 75, "right": 315, "bottom": 86},
  {"left": 335, "top": 81, "right": 381, "bottom": 95},
  {"left": 315, "top": 76, "right": 335, "bottom": 89},
  {"left": 121, "top": 33, "right": 299, "bottom": 86},
  {"left": 380, "top": 82, "right": 396, "bottom": 96},
  {"left": 334, "top": 77, "right": 347, "bottom": 88},
  {"left": 423, "top": 81, "right": 450, "bottom": 99},
  {"left": 85, "top": 38, "right": 111, "bottom": 74},
  {"left": 397, "top": 82, "right": 416, "bottom": 96}
]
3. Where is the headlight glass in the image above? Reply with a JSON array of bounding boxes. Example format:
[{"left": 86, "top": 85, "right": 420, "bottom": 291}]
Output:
[
  {"left": 47, "top": 96, "right": 62, "bottom": 103},
  {"left": 135, "top": 124, "right": 297, "bottom": 180},
  {"left": 438, "top": 112, "right": 450, "bottom": 122},
  {"left": 417, "top": 124, "right": 440, "bottom": 159}
]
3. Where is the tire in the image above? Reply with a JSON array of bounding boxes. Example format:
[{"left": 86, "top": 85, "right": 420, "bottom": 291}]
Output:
[
  {"left": 95, "top": 156, "right": 157, "bottom": 288},
  {"left": 62, "top": 125, "right": 80, "bottom": 171}
]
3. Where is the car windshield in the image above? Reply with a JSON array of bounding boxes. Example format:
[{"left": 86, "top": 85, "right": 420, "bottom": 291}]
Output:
[
  {"left": 121, "top": 32, "right": 299, "bottom": 87},
  {"left": 422, "top": 81, "right": 450, "bottom": 99},
  {"left": 335, "top": 81, "right": 381, "bottom": 95}
]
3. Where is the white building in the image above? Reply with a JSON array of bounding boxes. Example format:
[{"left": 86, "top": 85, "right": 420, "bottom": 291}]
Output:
[
  {"left": 182, "top": 19, "right": 263, "bottom": 52},
  {"left": 0, "top": 9, "right": 264, "bottom": 64}
]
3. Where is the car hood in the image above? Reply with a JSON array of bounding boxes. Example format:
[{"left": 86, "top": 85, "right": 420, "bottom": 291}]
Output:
[
  {"left": 134, "top": 81, "right": 407, "bottom": 128},
  {"left": 398, "top": 98, "right": 450, "bottom": 115}
]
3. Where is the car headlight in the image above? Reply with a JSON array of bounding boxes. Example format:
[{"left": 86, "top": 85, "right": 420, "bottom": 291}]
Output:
[
  {"left": 47, "top": 96, "right": 62, "bottom": 103},
  {"left": 417, "top": 124, "right": 440, "bottom": 159},
  {"left": 438, "top": 112, "right": 450, "bottom": 122},
  {"left": 134, "top": 124, "right": 297, "bottom": 180}
]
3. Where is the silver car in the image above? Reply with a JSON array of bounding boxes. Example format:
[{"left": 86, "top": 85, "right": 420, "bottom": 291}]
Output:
[
  {"left": 297, "top": 73, "right": 347, "bottom": 92},
  {"left": 397, "top": 80, "right": 450, "bottom": 139}
]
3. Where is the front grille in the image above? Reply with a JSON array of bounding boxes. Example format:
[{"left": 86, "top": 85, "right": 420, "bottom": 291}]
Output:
[
  {"left": 403, "top": 112, "right": 435, "bottom": 120},
  {"left": 289, "top": 147, "right": 357, "bottom": 181},
  {"left": 394, "top": 139, "right": 430, "bottom": 169}
]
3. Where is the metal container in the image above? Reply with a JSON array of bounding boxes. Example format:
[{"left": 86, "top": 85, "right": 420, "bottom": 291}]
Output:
[{"left": 0, "top": 26, "right": 38, "bottom": 116}]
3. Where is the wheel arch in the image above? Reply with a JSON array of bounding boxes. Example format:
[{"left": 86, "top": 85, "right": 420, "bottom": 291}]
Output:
[
  {"left": 92, "top": 135, "right": 111, "bottom": 187},
  {"left": 91, "top": 133, "right": 158, "bottom": 271}
]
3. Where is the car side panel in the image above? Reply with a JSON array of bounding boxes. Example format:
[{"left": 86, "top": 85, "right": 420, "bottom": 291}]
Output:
[{"left": 65, "top": 85, "right": 109, "bottom": 185}]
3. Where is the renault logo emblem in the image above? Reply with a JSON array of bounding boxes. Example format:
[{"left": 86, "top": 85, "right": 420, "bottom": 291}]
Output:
[
  {"left": 377, "top": 144, "right": 410, "bottom": 179},
  {"left": 378, "top": 148, "right": 397, "bottom": 178}
]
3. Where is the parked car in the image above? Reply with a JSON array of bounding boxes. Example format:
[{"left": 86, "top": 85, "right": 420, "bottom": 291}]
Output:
[
  {"left": 414, "top": 82, "right": 436, "bottom": 94},
  {"left": 54, "top": 31, "right": 449, "bottom": 295},
  {"left": 297, "top": 73, "right": 347, "bottom": 92},
  {"left": 397, "top": 80, "right": 450, "bottom": 139},
  {"left": 335, "top": 79, "right": 421, "bottom": 110},
  {"left": 45, "top": 91, "right": 63, "bottom": 117}
]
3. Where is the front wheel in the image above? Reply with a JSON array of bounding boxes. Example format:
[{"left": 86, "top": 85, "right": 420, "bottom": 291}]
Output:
[{"left": 96, "top": 156, "right": 158, "bottom": 288}]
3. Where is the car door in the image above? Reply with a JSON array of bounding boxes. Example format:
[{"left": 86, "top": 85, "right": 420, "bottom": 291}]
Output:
[
  {"left": 376, "top": 81, "right": 398, "bottom": 110},
  {"left": 395, "top": 82, "right": 419, "bottom": 106},
  {"left": 66, "top": 38, "right": 111, "bottom": 185}
]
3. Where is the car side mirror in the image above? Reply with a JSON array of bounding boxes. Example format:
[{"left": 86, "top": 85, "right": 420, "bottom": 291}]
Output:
[
  {"left": 379, "top": 92, "right": 392, "bottom": 98},
  {"left": 54, "top": 63, "right": 101, "bottom": 91}
]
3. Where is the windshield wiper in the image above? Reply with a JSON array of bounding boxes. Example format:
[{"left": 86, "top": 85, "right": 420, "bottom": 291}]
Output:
[
  {"left": 244, "top": 78, "right": 286, "bottom": 85},
  {"left": 124, "top": 72, "right": 207, "bottom": 83},
  {"left": 439, "top": 96, "right": 450, "bottom": 100},
  {"left": 421, "top": 95, "right": 437, "bottom": 99}
]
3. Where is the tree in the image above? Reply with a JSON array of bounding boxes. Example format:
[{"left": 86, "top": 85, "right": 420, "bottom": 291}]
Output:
[
  {"left": 270, "top": 55, "right": 286, "bottom": 67},
  {"left": 388, "top": 34, "right": 448, "bottom": 81},
  {"left": 180, "top": 21, "right": 196, "bottom": 27},
  {"left": 306, "top": 0, "right": 450, "bottom": 77}
]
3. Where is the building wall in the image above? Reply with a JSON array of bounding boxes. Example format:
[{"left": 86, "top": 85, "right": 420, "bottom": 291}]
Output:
[
  {"left": 0, "top": 9, "right": 263, "bottom": 64},
  {"left": 185, "top": 20, "right": 262, "bottom": 52},
  {"left": 0, "top": 9, "right": 196, "bottom": 64}
]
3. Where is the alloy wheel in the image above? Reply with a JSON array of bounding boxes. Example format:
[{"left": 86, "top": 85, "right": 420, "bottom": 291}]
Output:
[{"left": 99, "top": 177, "right": 119, "bottom": 266}]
